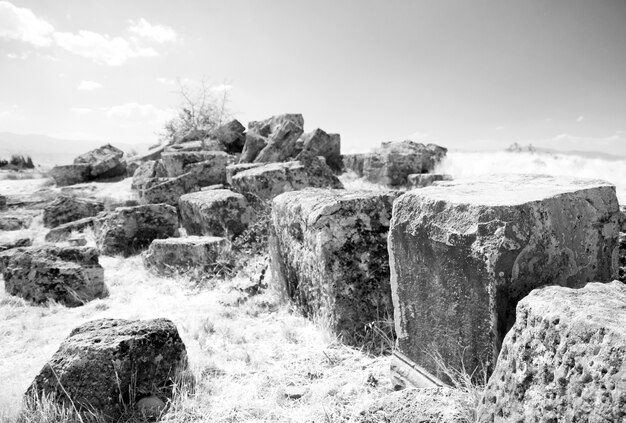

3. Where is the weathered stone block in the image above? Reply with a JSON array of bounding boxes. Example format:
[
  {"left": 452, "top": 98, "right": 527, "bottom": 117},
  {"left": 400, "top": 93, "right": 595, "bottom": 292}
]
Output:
[
  {"left": 478, "top": 281, "right": 626, "bottom": 423},
  {"left": 45, "top": 217, "right": 95, "bottom": 242},
  {"left": 161, "top": 151, "right": 230, "bottom": 178},
  {"left": 94, "top": 204, "right": 179, "bottom": 256},
  {"left": 43, "top": 196, "right": 104, "bottom": 228},
  {"left": 253, "top": 120, "right": 304, "bottom": 163},
  {"left": 239, "top": 132, "right": 267, "bottom": 163},
  {"left": 140, "top": 174, "right": 199, "bottom": 206},
  {"left": 74, "top": 143, "right": 126, "bottom": 179},
  {"left": 143, "top": 236, "right": 228, "bottom": 276},
  {"left": 27, "top": 318, "right": 186, "bottom": 422},
  {"left": 0, "top": 237, "right": 32, "bottom": 253},
  {"left": 208, "top": 119, "right": 246, "bottom": 153},
  {"left": 225, "top": 163, "right": 264, "bottom": 185},
  {"left": 179, "top": 189, "right": 255, "bottom": 238},
  {"left": 49, "top": 164, "right": 91, "bottom": 186},
  {"left": 270, "top": 189, "right": 399, "bottom": 345},
  {"left": 389, "top": 174, "right": 620, "bottom": 383},
  {"left": 231, "top": 161, "right": 309, "bottom": 201},
  {"left": 1, "top": 246, "right": 107, "bottom": 307},
  {"left": 294, "top": 150, "right": 344, "bottom": 189},
  {"left": 0, "top": 194, "right": 6, "bottom": 210},
  {"left": 131, "top": 160, "right": 158, "bottom": 191},
  {"left": 0, "top": 213, "right": 32, "bottom": 230},
  {"left": 300, "top": 128, "right": 343, "bottom": 173}
]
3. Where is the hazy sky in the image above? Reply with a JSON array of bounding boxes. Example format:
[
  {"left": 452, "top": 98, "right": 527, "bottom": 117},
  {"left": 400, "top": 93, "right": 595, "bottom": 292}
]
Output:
[{"left": 1, "top": 0, "right": 625, "bottom": 154}]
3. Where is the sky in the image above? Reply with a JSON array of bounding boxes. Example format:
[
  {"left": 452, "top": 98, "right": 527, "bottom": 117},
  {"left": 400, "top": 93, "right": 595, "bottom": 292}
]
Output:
[{"left": 0, "top": 0, "right": 625, "bottom": 154}]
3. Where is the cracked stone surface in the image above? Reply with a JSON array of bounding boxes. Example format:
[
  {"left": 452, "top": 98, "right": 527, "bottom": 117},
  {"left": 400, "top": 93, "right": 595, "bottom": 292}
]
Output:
[{"left": 389, "top": 174, "right": 620, "bottom": 382}]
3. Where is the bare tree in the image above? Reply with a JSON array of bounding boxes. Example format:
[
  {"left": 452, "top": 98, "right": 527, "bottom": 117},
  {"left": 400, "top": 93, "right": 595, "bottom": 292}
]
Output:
[{"left": 160, "top": 77, "right": 231, "bottom": 144}]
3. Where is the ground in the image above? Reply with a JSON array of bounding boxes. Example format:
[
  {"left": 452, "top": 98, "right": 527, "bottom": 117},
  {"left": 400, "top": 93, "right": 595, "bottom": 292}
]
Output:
[{"left": 0, "top": 173, "right": 394, "bottom": 422}]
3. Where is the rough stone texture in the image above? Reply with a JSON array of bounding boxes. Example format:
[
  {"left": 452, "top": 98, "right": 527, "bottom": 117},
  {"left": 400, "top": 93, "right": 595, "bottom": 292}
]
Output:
[
  {"left": 208, "top": 119, "right": 246, "bottom": 153},
  {"left": 131, "top": 160, "right": 158, "bottom": 191},
  {"left": 478, "top": 281, "right": 626, "bottom": 423},
  {"left": 344, "top": 141, "right": 448, "bottom": 186},
  {"left": 45, "top": 217, "right": 96, "bottom": 242},
  {"left": 357, "top": 388, "right": 473, "bottom": 423},
  {"left": 43, "top": 196, "right": 104, "bottom": 228},
  {"left": 300, "top": 129, "right": 343, "bottom": 173},
  {"left": 0, "top": 194, "right": 6, "bottom": 210},
  {"left": 294, "top": 150, "right": 344, "bottom": 189},
  {"left": 27, "top": 318, "right": 187, "bottom": 422},
  {"left": 248, "top": 113, "right": 304, "bottom": 137},
  {"left": 140, "top": 174, "right": 199, "bottom": 206},
  {"left": 226, "top": 163, "right": 264, "bottom": 185},
  {"left": 270, "top": 189, "right": 399, "bottom": 345},
  {"left": 165, "top": 140, "right": 205, "bottom": 152},
  {"left": 161, "top": 151, "right": 230, "bottom": 178},
  {"left": 184, "top": 157, "right": 230, "bottom": 187},
  {"left": 239, "top": 132, "right": 268, "bottom": 163},
  {"left": 254, "top": 120, "right": 304, "bottom": 163},
  {"left": 179, "top": 189, "right": 255, "bottom": 238},
  {"left": 0, "top": 213, "right": 32, "bottom": 230},
  {"left": 1, "top": 246, "right": 107, "bottom": 307},
  {"left": 94, "top": 204, "right": 179, "bottom": 256},
  {"left": 143, "top": 236, "right": 228, "bottom": 276},
  {"left": 389, "top": 174, "right": 620, "bottom": 383},
  {"left": 74, "top": 143, "right": 126, "bottom": 179},
  {"left": 0, "top": 237, "right": 32, "bottom": 253},
  {"left": 230, "top": 161, "right": 309, "bottom": 201},
  {"left": 49, "top": 164, "right": 91, "bottom": 186},
  {"left": 68, "top": 235, "right": 87, "bottom": 247},
  {"left": 620, "top": 232, "right": 626, "bottom": 283},
  {"left": 407, "top": 173, "right": 453, "bottom": 188}
]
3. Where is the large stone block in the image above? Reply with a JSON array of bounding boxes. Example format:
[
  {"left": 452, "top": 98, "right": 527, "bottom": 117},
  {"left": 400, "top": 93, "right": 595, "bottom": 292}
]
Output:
[
  {"left": 94, "top": 204, "right": 179, "bottom": 256},
  {"left": 344, "top": 141, "right": 447, "bottom": 186},
  {"left": 208, "top": 119, "right": 246, "bottom": 153},
  {"left": 45, "top": 216, "right": 95, "bottom": 242},
  {"left": 43, "top": 196, "right": 104, "bottom": 228},
  {"left": 300, "top": 128, "right": 343, "bottom": 173},
  {"left": 143, "top": 236, "right": 228, "bottom": 276},
  {"left": 161, "top": 151, "right": 230, "bottom": 177},
  {"left": 239, "top": 132, "right": 267, "bottom": 163},
  {"left": 270, "top": 189, "right": 399, "bottom": 345},
  {"left": 74, "top": 143, "right": 126, "bottom": 179},
  {"left": 253, "top": 120, "right": 304, "bottom": 163},
  {"left": 1, "top": 246, "right": 107, "bottom": 307},
  {"left": 27, "top": 318, "right": 187, "bottom": 422},
  {"left": 0, "top": 213, "right": 32, "bottom": 230},
  {"left": 231, "top": 161, "right": 309, "bottom": 201},
  {"left": 225, "top": 163, "right": 264, "bottom": 185},
  {"left": 179, "top": 189, "right": 255, "bottom": 238},
  {"left": 477, "top": 281, "right": 626, "bottom": 423},
  {"left": 131, "top": 160, "right": 158, "bottom": 191},
  {"left": 49, "top": 164, "right": 91, "bottom": 186},
  {"left": 140, "top": 174, "right": 199, "bottom": 206},
  {"left": 389, "top": 174, "right": 620, "bottom": 383}
]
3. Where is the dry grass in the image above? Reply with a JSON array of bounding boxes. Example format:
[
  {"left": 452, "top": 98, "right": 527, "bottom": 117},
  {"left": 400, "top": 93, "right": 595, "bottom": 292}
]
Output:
[{"left": 0, "top": 252, "right": 394, "bottom": 422}]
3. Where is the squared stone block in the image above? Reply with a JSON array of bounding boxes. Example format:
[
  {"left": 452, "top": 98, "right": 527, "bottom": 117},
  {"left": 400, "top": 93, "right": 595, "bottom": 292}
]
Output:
[
  {"left": 270, "top": 188, "right": 399, "bottom": 345},
  {"left": 143, "top": 236, "right": 227, "bottom": 276},
  {"left": 389, "top": 174, "right": 620, "bottom": 382}
]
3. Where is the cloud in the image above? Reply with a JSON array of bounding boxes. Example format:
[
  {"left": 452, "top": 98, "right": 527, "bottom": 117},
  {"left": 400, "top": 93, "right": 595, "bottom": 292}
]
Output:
[
  {"left": 157, "top": 77, "right": 176, "bottom": 85},
  {"left": 54, "top": 30, "right": 157, "bottom": 66},
  {"left": 0, "top": 1, "right": 54, "bottom": 47},
  {"left": 78, "top": 80, "right": 102, "bottom": 91},
  {"left": 6, "top": 51, "right": 31, "bottom": 60},
  {"left": 104, "top": 102, "right": 176, "bottom": 123},
  {"left": 129, "top": 18, "right": 177, "bottom": 43},
  {"left": 576, "top": 116, "right": 584, "bottom": 123},
  {"left": 70, "top": 107, "right": 92, "bottom": 114}
]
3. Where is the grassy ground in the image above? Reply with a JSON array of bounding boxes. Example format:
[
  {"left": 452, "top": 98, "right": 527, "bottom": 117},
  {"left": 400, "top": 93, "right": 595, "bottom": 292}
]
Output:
[{"left": 0, "top": 176, "right": 396, "bottom": 422}]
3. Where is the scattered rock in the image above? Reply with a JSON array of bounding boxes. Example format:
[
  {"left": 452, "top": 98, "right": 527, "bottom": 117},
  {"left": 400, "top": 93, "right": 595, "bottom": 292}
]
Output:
[
  {"left": 48, "top": 164, "right": 91, "bottom": 186},
  {"left": 140, "top": 174, "right": 199, "bottom": 206},
  {"left": 226, "top": 163, "right": 264, "bottom": 185},
  {"left": 1, "top": 246, "right": 107, "bottom": 307},
  {"left": 179, "top": 190, "right": 255, "bottom": 238},
  {"left": 0, "top": 213, "right": 33, "bottom": 230},
  {"left": 231, "top": 162, "right": 309, "bottom": 201},
  {"left": 143, "top": 236, "right": 228, "bottom": 276},
  {"left": 74, "top": 143, "right": 127, "bottom": 179},
  {"left": 389, "top": 174, "right": 620, "bottom": 382},
  {"left": 357, "top": 387, "right": 473, "bottom": 423},
  {"left": 283, "top": 386, "right": 310, "bottom": 400},
  {"left": 254, "top": 120, "right": 304, "bottom": 163},
  {"left": 27, "top": 318, "right": 187, "bottom": 422},
  {"left": 406, "top": 173, "right": 453, "bottom": 188},
  {"left": 619, "top": 232, "right": 626, "bottom": 283},
  {"left": 43, "top": 196, "right": 104, "bottom": 228},
  {"left": 270, "top": 189, "right": 399, "bottom": 345},
  {"left": 165, "top": 140, "right": 205, "bottom": 152},
  {"left": 0, "top": 194, "right": 6, "bottom": 210},
  {"left": 300, "top": 128, "right": 342, "bottom": 172},
  {"left": 45, "top": 216, "right": 96, "bottom": 243},
  {"left": 131, "top": 160, "right": 159, "bottom": 191},
  {"left": 344, "top": 141, "right": 448, "bottom": 186},
  {"left": 94, "top": 204, "right": 179, "bottom": 256},
  {"left": 161, "top": 151, "right": 230, "bottom": 178},
  {"left": 477, "top": 281, "right": 626, "bottom": 423},
  {"left": 208, "top": 119, "right": 246, "bottom": 153},
  {"left": 294, "top": 149, "right": 344, "bottom": 189},
  {"left": 0, "top": 237, "right": 32, "bottom": 253},
  {"left": 239, "top": 132, "right": 268, "bottom": 163}
]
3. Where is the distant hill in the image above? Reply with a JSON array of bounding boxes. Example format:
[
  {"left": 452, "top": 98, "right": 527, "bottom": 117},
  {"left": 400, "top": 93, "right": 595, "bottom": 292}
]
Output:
[{"left": 0, "top": 132, "right": 153, "bottom": 166}]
